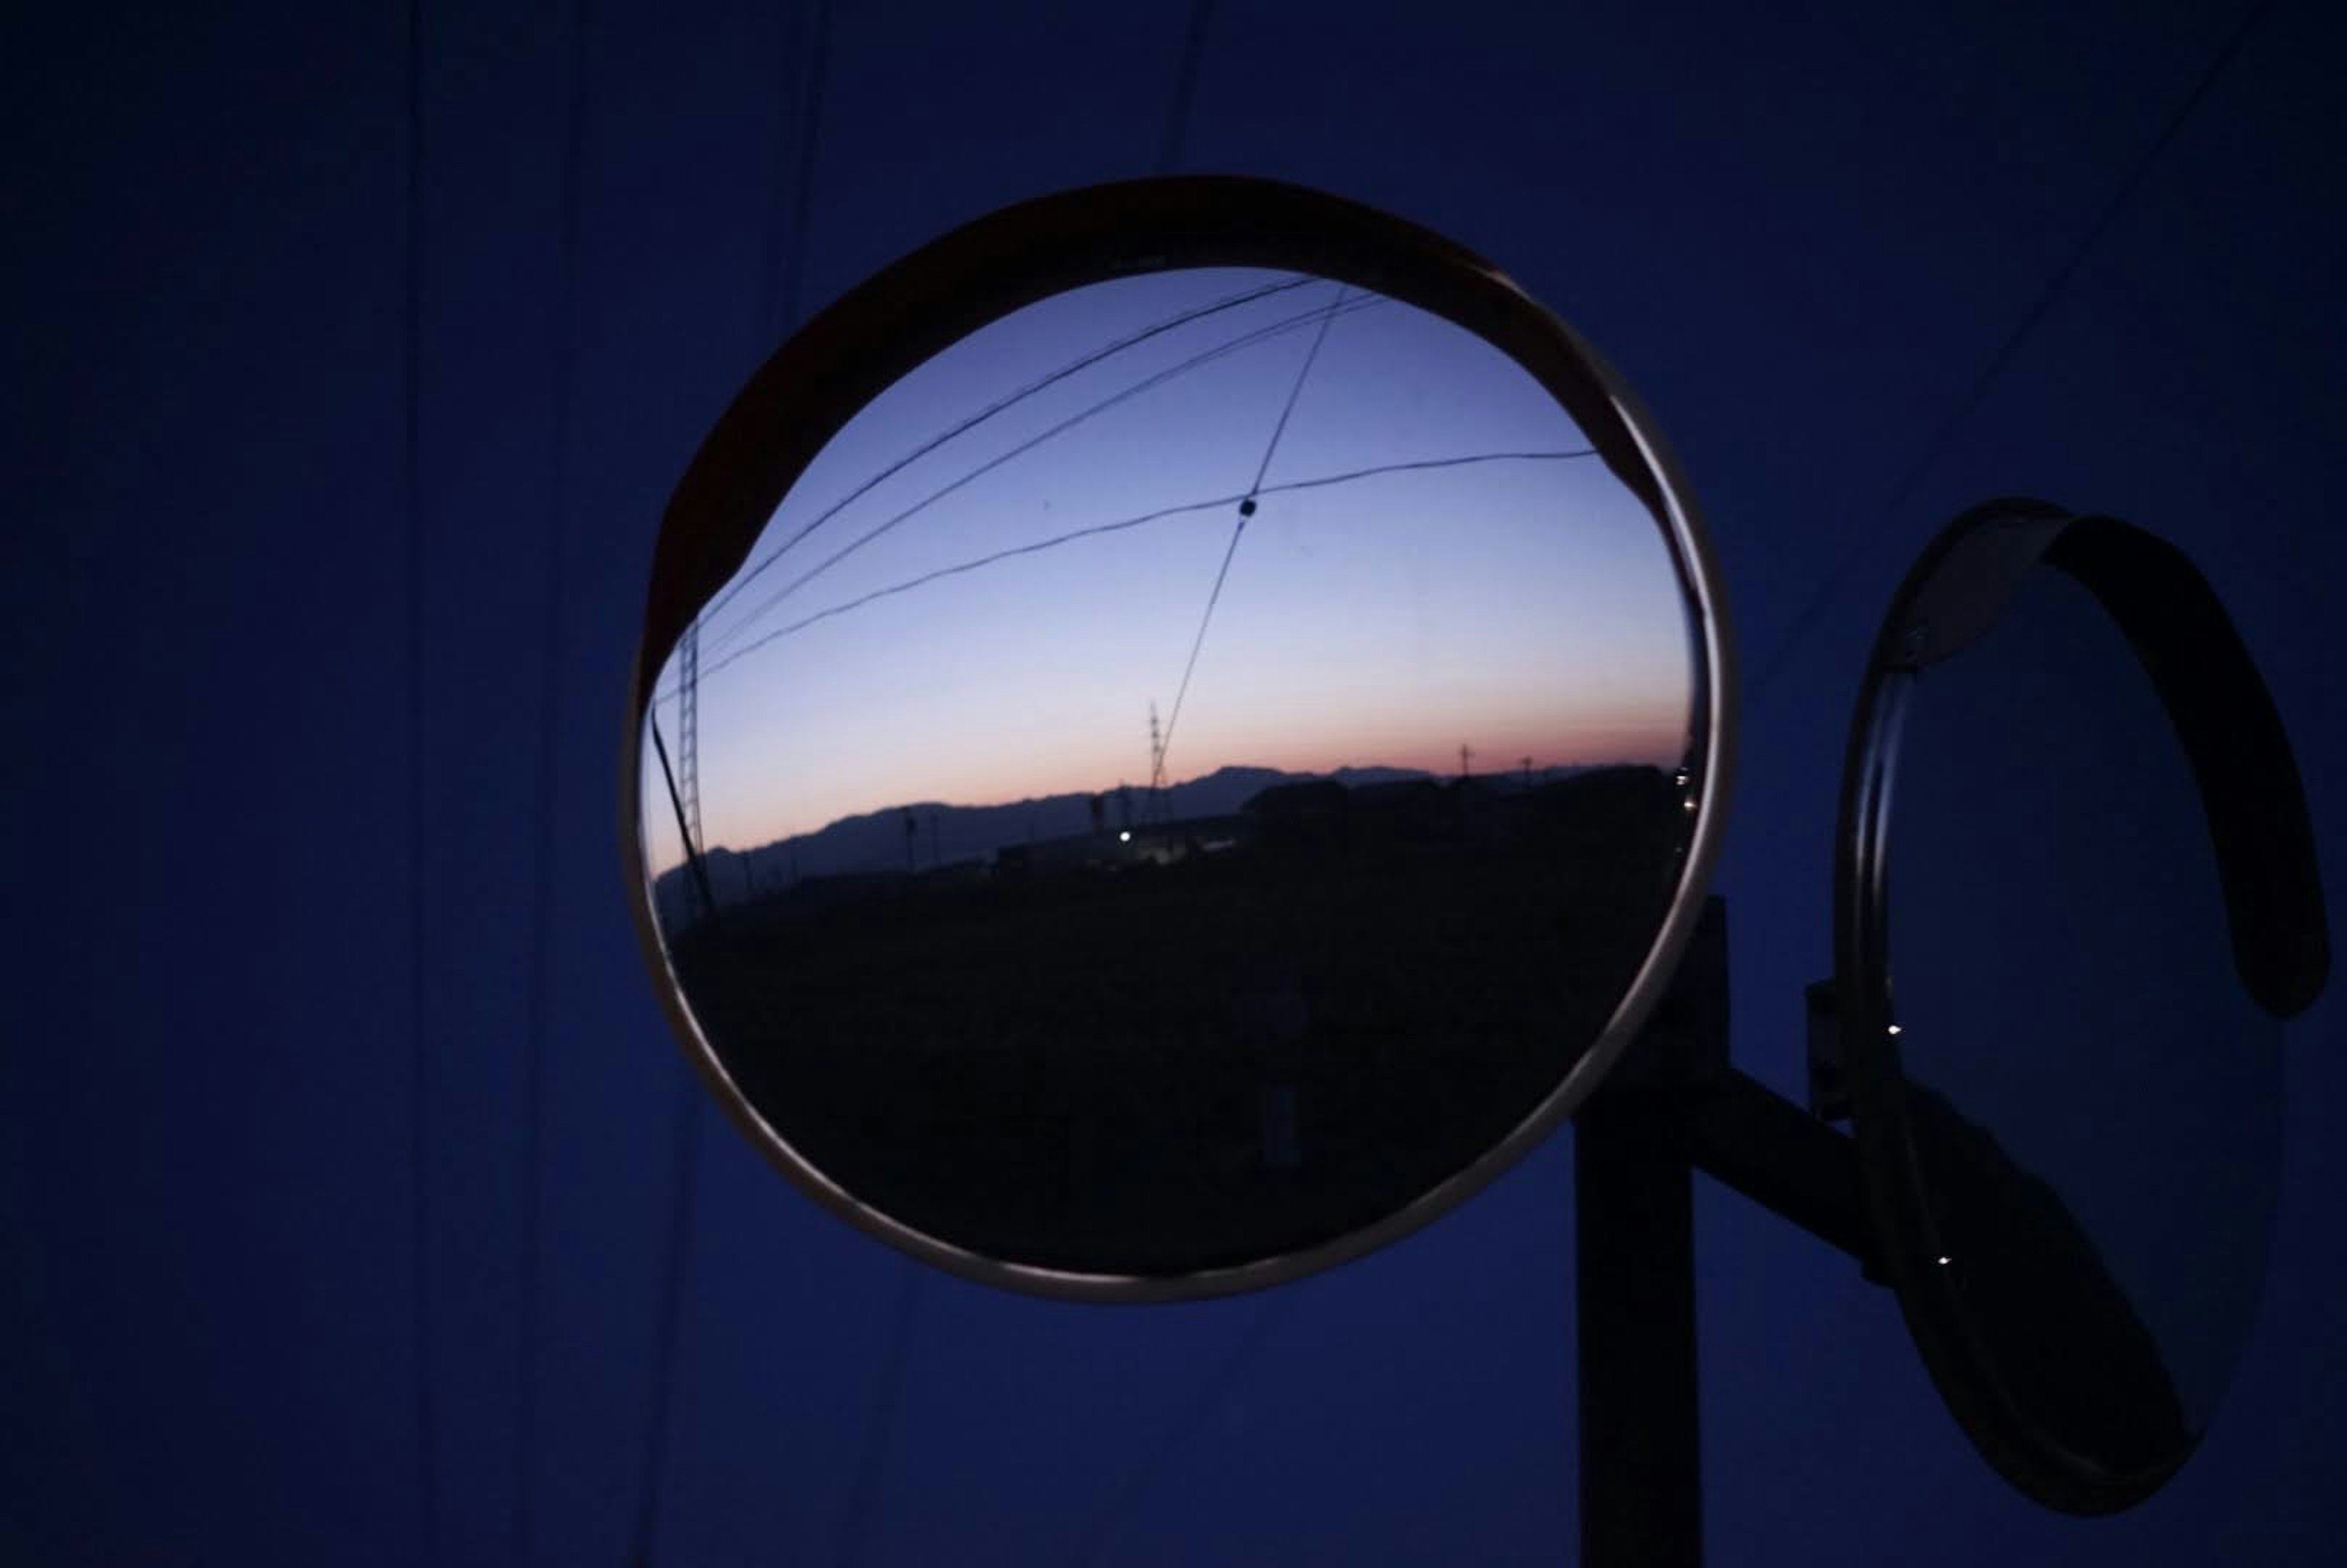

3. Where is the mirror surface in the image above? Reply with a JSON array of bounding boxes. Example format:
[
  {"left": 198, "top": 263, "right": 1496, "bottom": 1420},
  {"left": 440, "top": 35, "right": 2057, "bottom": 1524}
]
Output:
[
  {"left": 1887, "top": 564, "right": 2281, "bottom": 1471},
  {"left": 638, "top": 268, "right": 1704, "bottom": 1277}
]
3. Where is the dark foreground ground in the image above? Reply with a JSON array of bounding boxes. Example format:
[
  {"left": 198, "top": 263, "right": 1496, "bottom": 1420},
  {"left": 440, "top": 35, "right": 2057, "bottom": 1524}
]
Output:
[{"left": 668, "top": 768, "right": 1690, "bottom": 1275}]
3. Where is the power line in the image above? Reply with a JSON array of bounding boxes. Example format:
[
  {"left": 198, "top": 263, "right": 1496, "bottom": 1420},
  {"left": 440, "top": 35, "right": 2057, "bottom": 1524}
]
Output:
[
  {"left": 700, "top": 288, "right": 1379, "bottom": 663},
  {"left": 702, "top": 284, "right": 1364, "bottom": 656},
  {"left": 694, "top": 0, "right": 1253, "bottom": 643},
  {"left": 768, "top": 0, "right": 830, "bottom": 344},
  {"left": 835, "top": 48, "right": 1228, "bottom": 1555},
  {"left": 837, "top": 1262, "right": 923, "bottom": 1568},
  {"left": 699, "top": 273, "right": 1314, "bottom": 628},
  {"left": 678, "top": 449, "right": 1596, "bottom": 686},
  {"left": 1155, "top": 0, "right": 1219, "bottom": 174},
  {"left": 631, "top": 9, "right": 833, "bottom": 1564},
  {"left": 628, "top": 1084, "right": 707, "bottom": 1568},
  {"left": 1246, "top": 286, "right": 1343, "bottom": 497},
  {"left": 1156, "top": 285, "right": 1348, "bottom": 783},
  {"left": 1744, "top": 0, "right": 2274, "bottom": 709},
  {"left": 515, "top": 1, "right": 589, "bottom": 1560},
  {"left": 1157, "top": 516, "right": 1249, "bottom": 788},
  {"left": 1070, "top": 1298, "right": 1290, "bottom": 1566},
  {"left": 400, "top": 0, "right": 439, "bottom": 1558}
]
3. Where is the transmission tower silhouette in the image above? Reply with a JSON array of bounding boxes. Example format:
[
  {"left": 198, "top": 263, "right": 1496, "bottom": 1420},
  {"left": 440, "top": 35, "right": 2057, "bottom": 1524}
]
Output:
[
  {"left": 677, "top": 620, "right": 706, "bottom": 895},
  {"left": 1147, "top": 701, "right": 1167, "bottom": 818}
]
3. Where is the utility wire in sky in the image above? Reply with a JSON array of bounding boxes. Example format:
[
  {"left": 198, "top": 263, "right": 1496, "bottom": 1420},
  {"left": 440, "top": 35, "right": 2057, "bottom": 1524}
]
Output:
[
  {"left": 1155, "top": 285, "right": 1348, "bottom": 785},
  {"left": 837, "top": 1262, "right": 924, "bottom": 1568},
  {"left": 1246, "top": 288, "right": 1343, "bottom": 498},
  {"left": 763, "top": 0, "right": 830, "bottom": 345},
  {"left": 1744, "top": 0, "right": 2274, "bottom": 710},
  {"left": 1070, "top": 1297, "right": 1291, "bottom": 1567},
  {"left": 400, "top": 0, "right": 439, "bottom": 1559},
  {"left": 699, "top": 288, "right": 1381, "bottom": 662},
  {"left": 515, "top": 2, "right": 590, "bottom": 1562},
  {"left": 699, "top": 273, "right": 1315, "bottom": 627},
  {"left": 667, "top": 449, "right": 1598, "bottom": 692},
  {"left": 836, "top": 24, "right": 1225, "bottom": 1567},
  {"left": 1156, "top": 0, "right": 1218, "bottom": 174},
  {"left": 633, "top": 7, "right": 833, "bottom": 1567}
]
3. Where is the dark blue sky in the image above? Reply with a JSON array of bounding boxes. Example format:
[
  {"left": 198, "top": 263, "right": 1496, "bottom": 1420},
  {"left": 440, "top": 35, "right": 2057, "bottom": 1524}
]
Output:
[{"left": 6, "top": 2, "right": 2343, "bottom": 1564}]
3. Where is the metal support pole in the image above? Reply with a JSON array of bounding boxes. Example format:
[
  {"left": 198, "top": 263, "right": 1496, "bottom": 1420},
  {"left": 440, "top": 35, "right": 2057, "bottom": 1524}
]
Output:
[
  {"left": 1572, "top": 897, "right": 1722, "bottom": 1568},
  {"left": 1570, "top": 898, "right": 1881, "bottom": 1566},
  {"left": 1575, "top": 1089, "right": 1702, "bottom": 1567}
]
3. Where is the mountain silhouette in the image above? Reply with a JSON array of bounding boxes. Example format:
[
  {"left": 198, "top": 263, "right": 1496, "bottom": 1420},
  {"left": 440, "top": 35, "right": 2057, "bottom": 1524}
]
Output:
[{"left": 652, "top": 761, "right": 1598, "bottom": 922}]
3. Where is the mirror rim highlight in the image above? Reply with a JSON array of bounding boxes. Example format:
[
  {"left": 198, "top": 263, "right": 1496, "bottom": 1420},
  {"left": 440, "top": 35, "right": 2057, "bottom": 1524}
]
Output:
[
  {"left": 1834, "top": 496, "right": 2326, "bottom": 1512},
  {"left": 621, "top": 174, "right": 1738, "bottom": 1303}
]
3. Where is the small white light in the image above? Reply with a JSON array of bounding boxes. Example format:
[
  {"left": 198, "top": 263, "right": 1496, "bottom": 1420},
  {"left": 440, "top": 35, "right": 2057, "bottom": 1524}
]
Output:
[
  {"left": 1936, "top": 1256, "right": 1951, "bottom": 1266},
  {"left": 1118, "top": 830, "right": 1131, "bottom": 843},
  {"left": 1887, "top": 1024, "right": 1903, "bottom": 1037}
]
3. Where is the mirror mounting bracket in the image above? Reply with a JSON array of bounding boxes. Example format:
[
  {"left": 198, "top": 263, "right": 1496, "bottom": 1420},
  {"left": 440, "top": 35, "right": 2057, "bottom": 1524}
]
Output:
[
  {"left": 1804, "top": 978, "right": 1849, "bottom": 1123},
  {"left": 1585, "top": 898, "right": 1883, "bottom": 1277},
  {"left": 1575, "top": 898, "right": 1887, "bottom": 1568}
]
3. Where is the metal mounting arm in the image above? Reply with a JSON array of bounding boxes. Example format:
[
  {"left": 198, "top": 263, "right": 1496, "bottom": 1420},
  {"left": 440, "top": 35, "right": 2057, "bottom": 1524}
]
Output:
[{"left": 1572, "top": 898, "right": 1881, "bottom": 1568}]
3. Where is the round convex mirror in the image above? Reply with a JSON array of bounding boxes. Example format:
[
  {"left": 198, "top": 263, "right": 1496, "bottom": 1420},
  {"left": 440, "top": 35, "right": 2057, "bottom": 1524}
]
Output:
[
  {"left": 623, "top": 178, "right": 1732, "bottom": 1299},
  {"left": 1839, "top": 500, "right": 2327, "bottom": 1509}
]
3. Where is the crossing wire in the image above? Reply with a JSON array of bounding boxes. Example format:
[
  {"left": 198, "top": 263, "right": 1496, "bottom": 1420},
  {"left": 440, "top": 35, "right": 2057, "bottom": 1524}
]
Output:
[
  {"left": 696, "top": 288, "right": 1380, "bottom": 667},
  {"left": 515, "top": 0, "right": 590, "bottom": 1561},
  {"left": 400, "top": 0, "right": 439, "bottom": 1558},
  {"left": 1156, "top": 0, "right": 1218, "bottom": 174},
  {"left": 689, "top": 449, "right": 1596, "bottom": 682},
  {"left": 628, "top": 5, "right": 836, "bottom": 1564},
  {"left": 699, "top": 272, "right": 1315, "bottom": 629},
  {"left": 1744, "top": 0, "right": 2275, "bottom": 709},
  {"left": 1155, "top": 284, "right": 1347, "bottom": 785},
  {"left": 1070, "top": 1298, "right": 1291, "bottom": 1567}
]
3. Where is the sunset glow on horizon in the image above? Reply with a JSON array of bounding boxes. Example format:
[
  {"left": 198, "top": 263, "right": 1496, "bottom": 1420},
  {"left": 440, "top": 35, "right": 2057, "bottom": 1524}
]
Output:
[{"left": 640, "top": 268, "right": 1697, "bottom": 879}]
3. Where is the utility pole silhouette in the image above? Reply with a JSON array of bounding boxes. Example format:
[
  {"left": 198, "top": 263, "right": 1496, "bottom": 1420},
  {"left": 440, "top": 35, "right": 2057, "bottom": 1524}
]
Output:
[
  {"left": 1460, "top": 742, "right": 1474, "bottom": 780},
  {"left": 902, "top": 807, "right": 916, "bottom": 874},
  {"left": 1521, "top": 756, "right": 1534, "bottom": 793}
]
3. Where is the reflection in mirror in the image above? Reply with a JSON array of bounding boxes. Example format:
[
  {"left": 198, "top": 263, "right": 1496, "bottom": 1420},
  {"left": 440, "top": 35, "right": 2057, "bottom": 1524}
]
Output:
[
  {"left": 1888, "top": 565, "right": 2280, "bottom": 1468},
  {"left": 637, "top": 268, "right": 1702, "bottom": 1275}
]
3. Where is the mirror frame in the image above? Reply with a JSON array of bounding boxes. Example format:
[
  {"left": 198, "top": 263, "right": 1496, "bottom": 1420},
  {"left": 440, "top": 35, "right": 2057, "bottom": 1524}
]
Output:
[
  {"left": 620, "top": 174, "right": 1737, "bottom": 1302},
  {"left": 1835, "top": 496, "right": 2327, "bottom": 1510}
]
